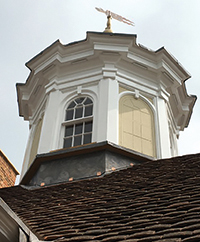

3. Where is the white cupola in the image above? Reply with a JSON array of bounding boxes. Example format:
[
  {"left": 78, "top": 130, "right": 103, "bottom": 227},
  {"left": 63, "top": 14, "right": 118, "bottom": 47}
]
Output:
[{"left": 17, "top": 32, "right": 196, "bottom": 180}]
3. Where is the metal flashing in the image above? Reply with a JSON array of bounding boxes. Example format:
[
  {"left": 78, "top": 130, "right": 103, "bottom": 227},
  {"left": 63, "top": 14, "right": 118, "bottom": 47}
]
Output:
[{"left": 20, "top": 141, "right": 152, "bottom": 186}]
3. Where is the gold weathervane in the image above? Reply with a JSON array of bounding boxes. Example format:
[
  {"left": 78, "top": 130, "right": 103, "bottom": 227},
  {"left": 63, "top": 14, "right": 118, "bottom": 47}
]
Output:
[{"left": 95, "top": 7, "right": 134, "bottom": 33}]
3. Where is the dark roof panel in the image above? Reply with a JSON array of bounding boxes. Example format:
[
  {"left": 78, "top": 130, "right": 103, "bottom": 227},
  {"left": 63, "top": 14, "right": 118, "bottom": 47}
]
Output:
[{"left": 1, "top": 153, "right": 200, "bottom": 241}]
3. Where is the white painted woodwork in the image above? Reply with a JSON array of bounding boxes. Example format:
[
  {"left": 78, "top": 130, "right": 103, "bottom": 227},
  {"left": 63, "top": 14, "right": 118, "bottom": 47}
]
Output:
[{"left": 17, "top": 32, "right": 196, "bottom": 179}]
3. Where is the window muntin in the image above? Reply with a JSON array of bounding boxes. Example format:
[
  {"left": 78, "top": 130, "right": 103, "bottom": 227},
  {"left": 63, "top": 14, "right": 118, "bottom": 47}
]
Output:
[{"left": 63, "top": 97, "right": 93, "bottom": 148}]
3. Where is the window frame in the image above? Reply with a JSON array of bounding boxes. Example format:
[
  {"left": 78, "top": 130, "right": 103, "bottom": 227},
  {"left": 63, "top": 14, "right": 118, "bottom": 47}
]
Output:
[{"left": 62, "top": 97, "right": 93, "bottom": 148}]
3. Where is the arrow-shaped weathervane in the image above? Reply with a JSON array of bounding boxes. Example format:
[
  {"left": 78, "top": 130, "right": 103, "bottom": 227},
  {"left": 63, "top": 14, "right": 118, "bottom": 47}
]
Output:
[{"left": 95, "top": 7, "right": 134, "bottom": 33}]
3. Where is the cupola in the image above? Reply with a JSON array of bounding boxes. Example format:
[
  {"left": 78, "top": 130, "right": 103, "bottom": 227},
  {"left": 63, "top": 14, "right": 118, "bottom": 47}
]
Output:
[{"left": 17, "top": 31, "right": 196, "bottom": 184}]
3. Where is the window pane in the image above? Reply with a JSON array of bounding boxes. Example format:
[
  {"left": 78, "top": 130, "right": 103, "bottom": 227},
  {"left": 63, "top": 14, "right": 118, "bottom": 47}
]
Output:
[
  {"left": 66, "top": 109, "right": 74, "bottom": 121},
  {"left": 68, "top": 101, "right": 76, "bottom": 109},
  {"left": 74, "top": 135, "right": 82, "bottom": 146},
  {"left": 63, "top": 137, "right": 72, "bottom": 148},
  {"left": 84, "top": 105, "right": 93, "bottom": 117},
  {"left": 75, "top": 97, "right": 84, "bottom": 104},
  {"left": 75, "top": 123, "right": 83, "bottom": 134},
  {"left": 75, "top": 107, "right": 83, "bottom": 119},
  {"left": 84, "top": 98, "right": 92, "bottom": 105},
  {"left": 83, "top": 133, "right": 92, "bottom": 144},
  {"left": 85, "top": 121, "right": 93, "bottom": 133},
  {"left": 65, "top": 125, "right": 73, "bottom": 137}
]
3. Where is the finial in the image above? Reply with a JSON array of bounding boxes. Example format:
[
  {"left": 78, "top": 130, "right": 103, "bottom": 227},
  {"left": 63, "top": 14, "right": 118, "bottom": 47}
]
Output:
[
  {"left": 104, "top": 11, "right": 113, "bottom": 33},
  {"left": 95, "top": 7, "right": 134, "bottom": 33}
]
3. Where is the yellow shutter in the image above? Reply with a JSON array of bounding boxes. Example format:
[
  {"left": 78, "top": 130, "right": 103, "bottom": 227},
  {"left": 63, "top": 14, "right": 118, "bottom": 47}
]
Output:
[{"left": 119, "top": 95, "right": 156, "bottom": 157}]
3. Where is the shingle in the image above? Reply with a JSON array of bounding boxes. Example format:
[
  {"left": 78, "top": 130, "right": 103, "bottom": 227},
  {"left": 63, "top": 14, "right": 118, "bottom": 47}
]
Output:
[
  {"left": 162, "top": 231, "right": 193, "bottom": 239},
  {"left": 144, "top": 224, "right": 171, "bottom": 231},
  {"left": 136, "top": 236, "right": 162, "bottom": 242},
  {"left": 172, "top": 219, "right": 200, "bottom": 228},
  {"left": 101, "top": 235, "right": 127, "bottom": 241},
  {"left": 84, "top": 229, "right": 111, "bottom": 236},
  {"left": 121, "top": 239, "right": 139, "bottom": 242},
  {"left": 128, "top": 230, "right": 155, "bottom": 239},
  {"left": 182, "top": 224, "right": 200, "bottom": 231},
  {"left": 155, "top": 239, "right": 181, "bottom": 242},
  {"left": 193, "top": 229, "right": 200, "bottom": 235},
  {"left": 182, "top": 235, "right": 200, "bottom": 242}
]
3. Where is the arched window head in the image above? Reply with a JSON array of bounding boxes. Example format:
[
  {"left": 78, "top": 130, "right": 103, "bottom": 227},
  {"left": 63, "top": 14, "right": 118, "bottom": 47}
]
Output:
[{"left": 63, "top": 97, "right": 93, "bottom": 148}]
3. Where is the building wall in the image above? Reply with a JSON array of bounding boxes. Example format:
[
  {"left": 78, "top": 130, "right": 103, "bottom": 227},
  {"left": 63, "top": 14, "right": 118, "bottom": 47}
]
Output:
[{"left": 0, "top": 150, "right": 19, "bottom": 188}]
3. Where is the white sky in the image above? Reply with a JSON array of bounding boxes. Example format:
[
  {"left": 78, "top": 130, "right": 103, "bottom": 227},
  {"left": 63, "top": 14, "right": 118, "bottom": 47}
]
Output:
[{"left": 1, "top": 0, "right": 200, "bottom": 182}]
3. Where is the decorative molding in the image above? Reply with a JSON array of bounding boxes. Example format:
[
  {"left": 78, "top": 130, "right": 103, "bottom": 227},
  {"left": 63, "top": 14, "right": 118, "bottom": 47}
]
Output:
[
  {"left": 77, "top": 86, "right": 82, "bottom": 94},
  {"left": 45, "top": 80, "right": 59, "bottom": 94},
  {"left": 134, "top": 89, "right": 139, "bottom": 99}
]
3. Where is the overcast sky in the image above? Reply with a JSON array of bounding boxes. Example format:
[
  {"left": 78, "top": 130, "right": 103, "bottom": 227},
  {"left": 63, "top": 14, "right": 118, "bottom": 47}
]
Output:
[{"left": 1, "top": 0, "right": 200, "bottom": 182}]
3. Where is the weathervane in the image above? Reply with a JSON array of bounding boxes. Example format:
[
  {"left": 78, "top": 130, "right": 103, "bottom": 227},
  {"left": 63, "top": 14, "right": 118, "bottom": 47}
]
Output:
[{"left": 95, "top": 7, "right": 134, "bottom": 33}]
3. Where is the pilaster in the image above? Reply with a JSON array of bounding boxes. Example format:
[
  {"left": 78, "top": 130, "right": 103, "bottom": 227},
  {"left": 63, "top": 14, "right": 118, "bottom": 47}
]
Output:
[
  {"left": 156, "top": 96, "right": 171, "bottom": 158},
  {"left": 38, "top": 88, "right": 61, "bottom": 154}
]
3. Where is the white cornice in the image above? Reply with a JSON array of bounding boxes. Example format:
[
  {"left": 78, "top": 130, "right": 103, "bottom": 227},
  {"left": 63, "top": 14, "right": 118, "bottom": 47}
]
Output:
[
  {"left": 94, "top": 43, "right": 128, "bottom": 52},
  {"left": 17, "top": 32, "right": 195, "bottom": 131},
  {"left": 34, "top": 50, "right": 94, "bottom": 75},
  {"left": 127, "top": 52, "right": 157, "bottom": 70}
]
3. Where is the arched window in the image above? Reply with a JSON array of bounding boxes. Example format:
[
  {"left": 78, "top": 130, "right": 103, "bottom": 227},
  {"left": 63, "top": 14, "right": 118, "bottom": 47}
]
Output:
[
  {"left": 119, "top": 94, "right": 156, "bottom": 157},
  {"left": 63, "top": 97, "right": 93, "bottom": 148}
]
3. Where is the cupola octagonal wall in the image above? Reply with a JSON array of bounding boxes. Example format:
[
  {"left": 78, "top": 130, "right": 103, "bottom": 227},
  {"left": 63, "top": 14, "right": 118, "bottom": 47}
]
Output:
[{"left": 17, "top": 32, "right": 196, "bottom": 180}]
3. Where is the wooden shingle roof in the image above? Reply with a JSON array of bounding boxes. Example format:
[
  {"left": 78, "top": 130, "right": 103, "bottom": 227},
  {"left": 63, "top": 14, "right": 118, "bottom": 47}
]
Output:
[{"left": 1, "top": 153, "right": 200, "bottom": 241}]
